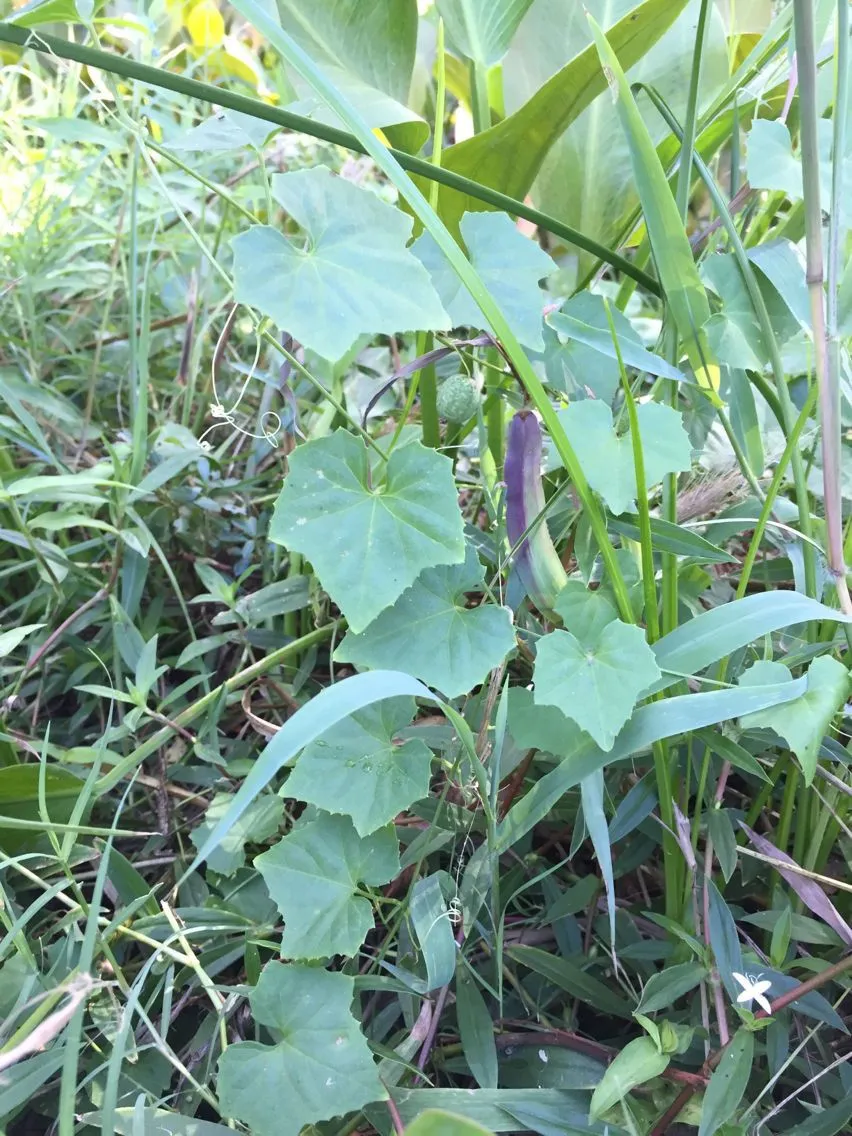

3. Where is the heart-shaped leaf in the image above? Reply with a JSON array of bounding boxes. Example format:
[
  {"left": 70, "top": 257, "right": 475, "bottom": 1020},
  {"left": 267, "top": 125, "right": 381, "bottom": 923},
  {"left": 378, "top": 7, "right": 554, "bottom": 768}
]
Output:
[
  {"left": 533, "top": 619, "right": 661, "bottom": 750},
  {"left": 556, "top": 399, "right": 692, "bottom": 515},
  {"left": 218, "top": 963, "right": 385, "bottom": 1136},
  {"left": 413, "top": 212, "right": 556, "bottom": 349},
  {"left": 270, "top": 430, "right": 466, "bottom": 633},
  {"left": 334, "top": 547, "right": 515, "bottom": 697},
  {"left": 255, "top": 811, "right": 399, "bottom": 959},
  {"left": 284, "top": 698, "right": 433, "bottom": 836},
  {"left": 739, "top": 656, "right": 850, "bottom": 783},
  {"left": 232, "top": 167, "right": 448, "bottom": 360}
]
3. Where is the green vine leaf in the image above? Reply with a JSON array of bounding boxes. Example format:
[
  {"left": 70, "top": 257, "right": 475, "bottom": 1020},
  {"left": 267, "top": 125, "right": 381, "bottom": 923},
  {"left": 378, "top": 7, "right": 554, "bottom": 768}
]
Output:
[
  {"left": 255, "top": 811, "right": 399, "bottom": 958},
  {"left": 189, "top": 792, "right": 283, "bottom": 877},
  {"left": 556, "top": 399, "right": 692, "bottom": 516},
  {"left": 284, "top": 698, "right": 433, "bottom": 836},
  {"left": 270, "top": 429, "right": 466, "bottom": 633},
  {"left": 231, "top": 166, "right": 448, "bottom": 360},
  {"left": 218, "top": 963, "right": 385, "bottom": 1136},
  {"left": 412, "top": 212, "right": 556, "bottom": 349},
  {"left": 533, "top": 619, "right": 661, "bottom": 750},
  {"left": 334, "top": 547, "right": 516, "bottom": 697},
  {"left": 739, "top": 656, "right": 850, "bottom": 784},
  {"left": 553, "top": 579, "right": 618, "bottom": 644}
]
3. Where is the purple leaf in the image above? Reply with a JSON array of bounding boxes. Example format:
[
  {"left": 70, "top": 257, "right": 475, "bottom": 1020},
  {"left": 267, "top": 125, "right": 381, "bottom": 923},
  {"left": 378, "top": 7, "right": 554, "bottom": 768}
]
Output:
[{"left": 739, "top": 822, "right": 852, "bottom": 947}]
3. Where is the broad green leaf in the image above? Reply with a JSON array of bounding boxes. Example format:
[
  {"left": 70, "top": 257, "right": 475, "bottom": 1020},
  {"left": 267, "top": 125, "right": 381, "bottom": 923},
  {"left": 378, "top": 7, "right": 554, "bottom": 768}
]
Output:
[
  {"left": 553, "top": 579, "right": 618, "bottom": 644},
  {"left": 255, "top": 811, "right": 399, "bottom": 958},
  {"left": 499, "top": 678, "right": 806, "bottom": 852},
  {"left": 746, "top": 119, "right": 835, "bottom": 205},
  {"left": 0, "top": 765, "right": 85, "bottom": 853},
  {"left": 587, "top": 13, "right": 716, "bottom": 391},
  {"left": 543, "top": 292, "right": 668, "bottom": 402},
  {"left": 277, "top": 0, "right": 417, "bottom": 103},
  {"left": 189, "top": 792, "right": 283, "bottom": 876},
  {"left": 652, "top": 592, "right": 852, "bottom": 692},
  {"left": 170, "top": 108, "right": 272, "bottom": 151},
  {"left": 635, "top": 962, "right": 707, "bottom": 1015},
  {"left": 405, "top": 1110, "right": 495, "bottom": 1136},
  {"left": 548, "top": 305, "right": 683, "bottom": 385},
  {"left": 557, "top": 400, "right": 692, "bottom": 515},
  {"left": 590, "top": 1035, "right": 670, "bottom": 1118},
  {"left": 269, "top": 430, "right": 465, "bottom": 633},
  {"left": 232, "top": 168, "right": 448, "bottom": 360},
  {"left": 698, "top": 1027, "right": 753, "bottom": 1136},
  {"left": 437, "top": 0, "right": 534, "bottom": 66},
  {"left": 456, "top": 965, "right": 498, "bottom": 1089},
  {"left": 276, "top": 0, "right": 426, "bottom": 149},
  {"left": 83, "top": 1110, "right": 236, "bottom": 1135},
  {"left": 412, "top": 212, "right": 556, "bottom": 350},
  {"left": 702, "top": 253, "right": 770, "bottom": 371},
  {"left": 739, "top": 657, "right": 850, "bottom": 784},
  {"left": 504, "top": 0, "right": 728, "bottom": 281},
  {"left": 218, "top": 963, "right": 385, "bottom": 1136},
  {"left": 433, "top": 0, "right": 690, "bottom": 230},
  {"left": 507, "top": 945, "right": 632, "bottom": 1018},
  {"left": 284, "top": 698, "right": 433, "bottom": 835},
  {"left": 746, "top": 240, "right": 810, "bottom": 328},
  {"left": 9, "top": 0, "right": 88, "bottom": 24},
  {"left": 334, "top": 547, "right": 515, "bottom": 697},
  {"left": 183, "top": 671, "right": 447, "bottom": 874},
  {"left": 533, "top": 619, "right": 661, "bottom": 750}
]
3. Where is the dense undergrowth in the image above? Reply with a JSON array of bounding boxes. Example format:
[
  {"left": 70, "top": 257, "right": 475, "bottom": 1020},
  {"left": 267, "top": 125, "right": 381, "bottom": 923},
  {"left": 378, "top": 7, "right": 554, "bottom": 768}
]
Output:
[{"left": 1, "top": 1, "right": 852, "bottom": 1134}]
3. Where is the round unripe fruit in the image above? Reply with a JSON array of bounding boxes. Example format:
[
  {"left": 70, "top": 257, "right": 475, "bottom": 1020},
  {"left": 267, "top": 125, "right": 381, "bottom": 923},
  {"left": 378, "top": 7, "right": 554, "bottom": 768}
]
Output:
[{"left": 436, "top": 374, "right": 479, "bottom": 423}]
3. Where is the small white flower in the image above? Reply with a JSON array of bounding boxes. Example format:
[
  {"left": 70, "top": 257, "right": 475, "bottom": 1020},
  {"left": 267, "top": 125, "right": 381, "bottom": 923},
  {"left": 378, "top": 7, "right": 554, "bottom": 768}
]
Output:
[{"left": 732, "top": 971, "right": 773, "bottom": 1015}]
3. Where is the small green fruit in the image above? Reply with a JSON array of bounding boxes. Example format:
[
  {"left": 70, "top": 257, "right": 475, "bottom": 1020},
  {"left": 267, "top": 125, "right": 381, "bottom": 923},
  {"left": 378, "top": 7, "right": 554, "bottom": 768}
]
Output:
[{"left": 436, "top": 374, "right": 479, "bottom": 423}]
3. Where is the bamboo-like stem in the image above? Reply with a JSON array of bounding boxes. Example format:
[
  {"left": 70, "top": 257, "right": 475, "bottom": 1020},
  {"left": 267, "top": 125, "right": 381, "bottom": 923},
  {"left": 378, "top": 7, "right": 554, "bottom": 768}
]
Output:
[{"left": 794, "top": 0, "right": 852, "bottom": 614}]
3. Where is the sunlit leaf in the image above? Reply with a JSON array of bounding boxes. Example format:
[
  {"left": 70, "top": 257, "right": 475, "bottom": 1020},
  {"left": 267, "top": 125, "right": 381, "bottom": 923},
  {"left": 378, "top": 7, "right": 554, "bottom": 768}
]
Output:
[
  {"left": 335, "top": 547, "right": 515, "bottom": 697},
  {"left": 556, "top": 399, "right": 692, "bottom": 515},
  {"left": 504, "top": 0, "right": 728, "bottom": 280},
  {"left": 533, "top": 618, "right": 661, "bottom": 750},
  {"left": 433, "top": 0, "right": 690, "bottom": 229},
  {"left": 436, "top": 0, "right": 534, "bottom": 67},
  {"left": 218, "top": 963, "right": 385, "bottom": 1136},
  {"left": 284, "top": 698, "right": 433, "bottom": 836},
  {"left": 185, "top": 0, "right": 224, "bottom": 48},
  {"left": 255, "top": 811, "right": 399, "bottom": 959},
  {"left": 270, "top": 430, "right": 466, "bottom": 633},
  {"left": 232, "top": 167, "right": 449, "bottom": 360}
]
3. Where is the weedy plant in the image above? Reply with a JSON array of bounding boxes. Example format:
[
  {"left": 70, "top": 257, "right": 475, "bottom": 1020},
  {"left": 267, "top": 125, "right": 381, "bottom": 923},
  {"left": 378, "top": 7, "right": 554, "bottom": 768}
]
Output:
[{"left": 0, "top": 1, "right": 851, "bottom": 1134}]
